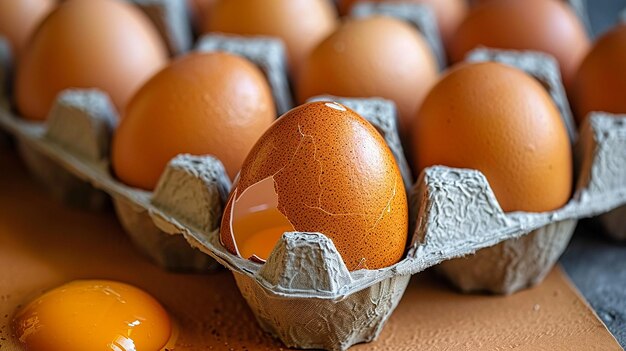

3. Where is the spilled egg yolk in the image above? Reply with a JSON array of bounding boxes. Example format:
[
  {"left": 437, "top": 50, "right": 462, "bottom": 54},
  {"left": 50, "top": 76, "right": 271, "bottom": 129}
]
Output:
[{"left": 13, "top": 280, "right": 175, "bottom": 351}]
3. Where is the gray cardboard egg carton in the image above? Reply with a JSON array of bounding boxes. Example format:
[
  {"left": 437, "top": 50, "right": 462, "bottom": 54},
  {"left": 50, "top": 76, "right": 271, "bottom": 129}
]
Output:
[
  {"left": 583, "top": 113, "right": 626, "bottom": 241},
  {"left": 1, "top": 8, "right": 624, "bottom": 346},
  {"left": 351, "top": 1, "right": 446, "bottom": 69},
  {"left": 1, "top": 84, "right": 625, "bottom": 349},
  {"left": 158, "top": 100, "right": 625, "bottom": 349}
]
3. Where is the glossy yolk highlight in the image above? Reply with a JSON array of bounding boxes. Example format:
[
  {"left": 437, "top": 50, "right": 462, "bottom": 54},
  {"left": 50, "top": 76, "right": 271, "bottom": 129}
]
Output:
[{"left": 13, "top": 280, "right": 174, "bottom": 351}]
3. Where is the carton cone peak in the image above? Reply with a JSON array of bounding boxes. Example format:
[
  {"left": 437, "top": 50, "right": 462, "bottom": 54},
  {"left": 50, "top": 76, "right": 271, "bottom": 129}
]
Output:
[
  {"left": 152, "top": 154, "right": 231, "bottom": 232},
  {"left": 259, "top": 231, "right": 352, "bottom": 294}
]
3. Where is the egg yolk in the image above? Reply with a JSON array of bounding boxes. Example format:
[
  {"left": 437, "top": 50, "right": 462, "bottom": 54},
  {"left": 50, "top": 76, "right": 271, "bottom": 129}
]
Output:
[
  {"left": 232, "top": 207, "right": 295, "bottom": 261},
  {"left": 13, "top": 280, "right": 175, "bottom": 351},
  {"left": 225, "top": 175, "right": 295, "bottom": 262}
]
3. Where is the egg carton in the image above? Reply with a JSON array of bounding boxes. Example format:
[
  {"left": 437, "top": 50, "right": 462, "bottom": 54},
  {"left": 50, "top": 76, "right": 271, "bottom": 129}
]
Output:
[
  {"left": 1, "top": 82, "right": 625, "bottom": 349},
  {"left": 195, "top": 34, "right": 294, "bottom": 115},
  {"left": 161, "top": 107, "right": 624, "bottom": 350},
  {"left": 350, "top": 1, "right": 446, "bottom": 70},
  {"left": 1, "top": 20, "right": 625, "bottom": 348}
]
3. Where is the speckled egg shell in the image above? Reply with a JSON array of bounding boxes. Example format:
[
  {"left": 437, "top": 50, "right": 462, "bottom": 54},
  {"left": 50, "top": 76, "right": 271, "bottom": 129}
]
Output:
[{"left": 220, "top": 101, "right": 409, "bottom": 271}]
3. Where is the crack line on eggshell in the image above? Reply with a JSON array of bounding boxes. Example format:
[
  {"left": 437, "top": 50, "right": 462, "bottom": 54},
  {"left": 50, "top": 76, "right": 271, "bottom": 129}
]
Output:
[
  {"left": 369, "top": 177, "right": 398, "bottom": 231},
  {"left": 257, "top": 122, "right": 399, "bottom": 233},
  {"left": 296, "top": 124, "right": 327, "bottom": 209}
]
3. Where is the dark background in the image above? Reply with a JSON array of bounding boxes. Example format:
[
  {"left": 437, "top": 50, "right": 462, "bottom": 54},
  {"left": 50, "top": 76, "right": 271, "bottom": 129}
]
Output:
[{"left": 586, "top": 0, "right": 626, "bottom": 36}]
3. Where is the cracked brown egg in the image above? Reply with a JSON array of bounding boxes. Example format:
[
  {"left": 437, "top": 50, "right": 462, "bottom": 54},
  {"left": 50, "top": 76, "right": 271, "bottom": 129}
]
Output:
[{"left": 219, "top": 101, "right": 408, "bottom": 271}]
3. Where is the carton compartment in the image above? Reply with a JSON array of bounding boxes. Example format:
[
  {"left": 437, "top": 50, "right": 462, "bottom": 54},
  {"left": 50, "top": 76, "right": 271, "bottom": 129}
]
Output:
[{"left": 1, "top": 89, "right": 223, "bottom": 271}]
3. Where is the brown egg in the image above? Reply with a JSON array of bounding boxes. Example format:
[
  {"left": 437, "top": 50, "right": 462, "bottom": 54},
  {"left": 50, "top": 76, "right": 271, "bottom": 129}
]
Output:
[
  {"left": 296, "top": 16, "right": 438, "bottom": 141},
  {"left": 571, "top": 24, "right": 626, "bottom": 124},
  {"left": 0, "top": 0, "right": 56, "bottom": 56},
  {"left": 203, "top": 0, "right": 337, "bottom": 77},
  {"left": 220, "top": 101, "right": 408, "bottom": 271},
  {"left": 112, "top": 52, "right": 276, "bottom": 190},
  {"left": 337, "top": 0, "right": 468, "bottom": 49},
  {"left": 14, "top": 0, "right": 167, "bottom": 121},
  {"left": 412, "top": 62, "right": 572, "bottom": 213},
  {"left": 449, "top": 0, "right": 590, "bottom": 89}
]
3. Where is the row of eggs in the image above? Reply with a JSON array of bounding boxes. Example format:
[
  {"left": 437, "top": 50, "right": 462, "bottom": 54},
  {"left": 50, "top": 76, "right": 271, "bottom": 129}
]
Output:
[{"left": 2, "top": 0, "right": 626, "bottom": 350}]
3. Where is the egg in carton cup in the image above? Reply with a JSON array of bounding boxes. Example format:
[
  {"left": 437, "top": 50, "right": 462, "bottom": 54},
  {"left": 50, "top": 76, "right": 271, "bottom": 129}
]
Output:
[
  {"left": 430, "top": 47, "right": 626, "bottom": 293},
  {"left": 0, "top": 89, "right": 222, "bottom": 272}
]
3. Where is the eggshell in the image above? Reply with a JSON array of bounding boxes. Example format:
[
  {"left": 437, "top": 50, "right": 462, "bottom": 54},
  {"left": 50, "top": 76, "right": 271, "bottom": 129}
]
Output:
[
  {"left": 411, "top": 62, "right": 572, "bottom": 213},
  {"left": 571, "top": 24, "right": 626, "bottom": 124},
  {"left": 0, "top": 0, "right": 56, "bottom": 56},
  {"left": 449, "top": 0, "right": 590, "bottom": 89},
  {"left": 112, "top": 52, "right": 275, "bottom": 190},
  {"left": 296, "top": 16, "right": 438, "bottom": 141},
  {"left": 14, "top": 0, "right": 168, "bottom": 121},
  {"left": 338, "top": 0, "right": 468, "bottom": 48},
  {"left": 220, "top": 101, "right": 408, "bottom": 271},
  {"left": 203, "top": 0, "right": 337, "bottom": 78}
]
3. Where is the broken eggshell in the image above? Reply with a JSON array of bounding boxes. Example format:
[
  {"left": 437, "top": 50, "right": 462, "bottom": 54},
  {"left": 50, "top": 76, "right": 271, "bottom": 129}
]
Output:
[{"left": 220, "top": 101, "right": 409, "bottom": 271}]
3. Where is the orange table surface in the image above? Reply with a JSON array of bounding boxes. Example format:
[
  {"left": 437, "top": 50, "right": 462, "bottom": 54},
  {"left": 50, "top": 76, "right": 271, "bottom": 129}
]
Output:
[{"left": 0, "top": 149, "right": 621, "bottom": 351}]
